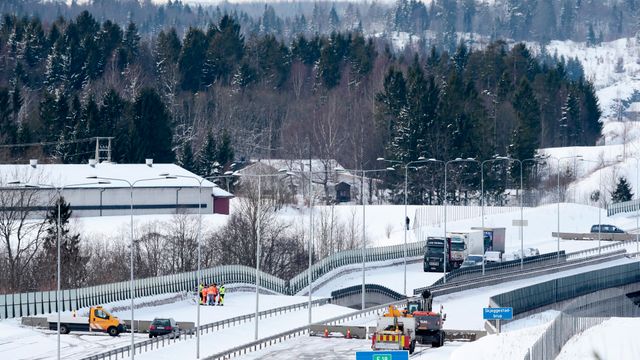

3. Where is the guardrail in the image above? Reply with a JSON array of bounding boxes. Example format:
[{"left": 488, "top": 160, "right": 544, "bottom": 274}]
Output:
[
  {"left": 202, "top": 299, "right": 404, "bottom": 360},
  {"left": 331, "top": 283, "right": 407, "bottom": 303},
  {"left": 607, "top": 198, "right": 640, "bottom": 216},
  {"left": 490, "top": 261, "right": 640, "bottom": 316},
  {"left": 81, "top": 298, "right": 331, "bottom": 360},
  {"left": 414, "top": 241, "right": 628, "bottom": 295},
  {"left": 1, "top": 240, "right": 427, "bottom": 319}
]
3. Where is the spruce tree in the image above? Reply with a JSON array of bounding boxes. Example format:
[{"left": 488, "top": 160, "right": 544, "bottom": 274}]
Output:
[
  {"left": 178, "top": 27, "right": 208, "bottom": 92},
  {"left": 129, "top": 88, "right": 174, "bottom": 163},
  {"left": 509, "top": 79, "right": 540, "bottom": 180},
  {"left": 180, "top": 140, "right": 196, "bottom": 173},
  {"left": 38, "top": 196, "right": 86, "bottom": 289},
  {"left": 612, "top": 176, "right": 633, "bottom": 203},
  {"left": 217, "top": 131, "right": 235, "bottom": 171},
  {"left": 198, "top": 130, "right": 217, "bottom": 177}
]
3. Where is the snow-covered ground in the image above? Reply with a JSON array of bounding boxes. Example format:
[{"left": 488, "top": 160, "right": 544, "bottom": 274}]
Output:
[
  {"left": 449, "top": 311, "right": 560, "bottom": 360},
  {"left": 556, "top": 317, "right": 640, "bottom": 360},
  {"left": 0, "top": 292, "right": 336, "bottom": 360}
]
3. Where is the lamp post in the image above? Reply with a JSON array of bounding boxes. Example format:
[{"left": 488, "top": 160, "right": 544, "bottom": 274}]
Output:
[
  {"left": 157, "top": 172, "right": 233, "bottom": 358},
  {"left": 233, "top": 169, "right": 289, "bottom": 340},
  {"left": 546, "top": 155, "right": 583, "bottom": 263},
  {"left": 494, "top": 156, "right": 525, "bottom": 269},
  {"left": 426, "top": 158, "right": 478, "bottom": 282},
  {"left": 7, "top": 180, "right": 109, "bottom": 360},
  {"left": 578, "top": 159, "right": 617, "bottom": 254},
  {"left": 376, "top": 157, "right": 428, "bottom": 296},
  {"left": 616, "top": 155, "right": 640, "bottom": 255},
  {"left": 86, "top": 175, "right": 168, "bottom": 360},
  {"left": 479, "top": 158, "right": 502, "bottom": 275},
  {"left": 336, "top": 167, "right": 393, "bottom": 309}
]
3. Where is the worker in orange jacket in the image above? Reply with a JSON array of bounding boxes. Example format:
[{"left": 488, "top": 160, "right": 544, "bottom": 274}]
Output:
[
  {"left": 201, "top": 285, "right": 209, "bottom": 305},
  {"left": 209, "top": 283, "right": 218, "bottom": 306}
]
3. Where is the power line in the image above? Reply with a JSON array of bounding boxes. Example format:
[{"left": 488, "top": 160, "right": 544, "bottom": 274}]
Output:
[{"left": 0, "top": 137, "right": 97, "bottom": 148}]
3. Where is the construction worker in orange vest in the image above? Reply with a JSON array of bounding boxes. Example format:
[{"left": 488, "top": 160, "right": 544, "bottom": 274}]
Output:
[
  {"left": 201, "top": 285, "right": 209, "bottom": 305},
  {"left": 210, "top": 283, "right": 219, "bottom": 306},
  {"left": 207, "top": 284, "right": 216, "bottom": 306}
]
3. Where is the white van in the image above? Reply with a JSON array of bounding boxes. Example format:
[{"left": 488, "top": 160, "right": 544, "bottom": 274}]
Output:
[{"left": 484, "top": 251, "right": 503, "bottom": 263}]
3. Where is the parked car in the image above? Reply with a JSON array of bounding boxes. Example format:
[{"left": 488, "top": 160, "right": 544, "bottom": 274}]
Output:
[
  {"left": 460, "top": 254, "right": 485, "bottom": 268},
  {"left": 149, "top": 318, "right": 180, "bottom": 339},
  {"left": 511, "top": 247, "right": 540, "bottom": 260},
  {"left": 484, "top": 251, "right": 503, "bottom": 263},
  {"left": 590, "top": 224, "right": 625, "bottom": 233}
]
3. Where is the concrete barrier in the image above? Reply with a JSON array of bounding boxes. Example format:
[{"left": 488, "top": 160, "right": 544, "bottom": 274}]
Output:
[
  {"left": 21, "top": 316, "right": 48, "bottom": 328},
  {"left": 445, "top": 329, "right": 487, "bottom": 341},
  {"left": 309, "top": 324, "right": 370, "bottom": 339}
]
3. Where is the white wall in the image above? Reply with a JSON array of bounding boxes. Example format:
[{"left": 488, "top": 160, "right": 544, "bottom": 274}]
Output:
[{"left": 1, "top": 187, "right": 215, "bottom": 218}]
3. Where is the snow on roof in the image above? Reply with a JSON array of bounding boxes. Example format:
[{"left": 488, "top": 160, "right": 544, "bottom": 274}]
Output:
[{"left": 0, "top": 162, "right": 233, "bottom": 197}]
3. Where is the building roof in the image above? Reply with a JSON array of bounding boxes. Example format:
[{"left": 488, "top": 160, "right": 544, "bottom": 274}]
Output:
[{"left": 0, "top": 162, "right": 234, "bottom": 197}]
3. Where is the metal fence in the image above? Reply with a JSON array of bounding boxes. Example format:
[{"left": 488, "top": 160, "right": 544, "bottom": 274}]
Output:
[
  {"left": 1, "top": 240, "right": 427, "bottom": 319},
  {"left": 607, "top": 198, "right": 640, "bottom": 216},
  {"left": 491, "top": 261, "right": 640, "bottom": 315},
  {"left": 413, "top": 241, "right": 628, "bottom": 296},
  {"left": 288, "top": 240, "right": 426, "bottom": 295},
  {"left": 0, "top": 264, "right": 284, "bottom": 319},
  {"left": 413, "top": 205, "right": 522, "bottom": 229},
  {"left": 81, "top": 298, "right": 331, "bottom": 360},
  {"left": 330, "top": 283, "right": 407, "bottom": 302},
  {"left": 524, "top": 284, "right": 640, "bottom": 360}
]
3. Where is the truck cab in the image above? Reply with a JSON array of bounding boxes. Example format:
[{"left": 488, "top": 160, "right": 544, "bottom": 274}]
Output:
[{"left": 424, "top": 237, "right": 451, "bottom": 272}]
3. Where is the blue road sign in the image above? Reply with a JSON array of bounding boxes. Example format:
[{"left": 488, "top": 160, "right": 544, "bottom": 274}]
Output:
[
  {"left": 355, "top": 350, "right": 409, "bottom": 360},
  {"left": 483, "top": 307, "right": 513, "bottom": 320}
]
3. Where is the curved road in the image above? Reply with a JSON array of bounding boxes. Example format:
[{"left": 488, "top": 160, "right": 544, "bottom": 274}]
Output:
[{"left": 239, "top": 336, "right": 465, "bottom": 359}]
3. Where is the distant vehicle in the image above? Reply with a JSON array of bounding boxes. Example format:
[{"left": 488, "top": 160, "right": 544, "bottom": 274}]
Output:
[
  {"left": 484, "top": 251, "right": 503, "bottom": 263},
  {"left": 47, "top": 306, "right": 126, "bottom": 336},
  {"left": 511, "top": 247, "right": 540, "bottom": 260},
  {"left": 448, "top": 230, "right": 484, "bottom": 269},
  {"left": 590, "top": 224, "right": 625, "bottom": 233},
  {"left": 460, "top": 254, "right": 484, "bottom": 268},
  {"left": 149, "top": 318, "right": 180, "bottom": 339},
  {"left": 424, "top": 237, "right": 451, "bottom": 272}
]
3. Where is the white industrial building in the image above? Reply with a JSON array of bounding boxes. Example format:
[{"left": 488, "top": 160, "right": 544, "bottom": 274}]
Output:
[{"left": 0, "top": 160, "right": 234, "bottom": 217}]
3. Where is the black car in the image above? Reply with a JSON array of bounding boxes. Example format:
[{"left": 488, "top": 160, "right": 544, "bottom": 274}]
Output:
[
  {"left": 590, "top": 224, "right": 625, "bottom": 233},
  {"left": 149, "top": 318, "right": 180, "bottom": 339}
]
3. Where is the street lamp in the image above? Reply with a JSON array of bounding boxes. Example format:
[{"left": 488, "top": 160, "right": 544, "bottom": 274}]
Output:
[
  {"left": 544, "top": 155, "right": 583, "bottom": 263},
  {"left": 86, "top": 175, "right": 168, "bottom": 360},
  {"left": 7, "top": 180, "right": 109, "bottom": 360},
  {"left": 494, "top": 156, "right": 526, "bottom": 269},
  {"left": 233, "top": 169, "right": 289, "bottom": 340},
  {"left": 616, "top": 155, "right": 640, "bottom": 255},
  {"left": 336, "top": 166, "right": 393, "bottom": 309},
  {"left": 157, "top": 172, "right": 233, "bottom": 359},
  {"left": 376, "top": 157, "right": 428, "bottom": 296},
  {"left": 578, "top": 158, "right": 618, "bottom": 254},
  {"left": 426, "top": 158, "right": 478, "bottom": 282}
]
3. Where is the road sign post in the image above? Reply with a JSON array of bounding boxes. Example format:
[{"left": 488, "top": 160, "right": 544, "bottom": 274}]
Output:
[
  {"left": 483, "top": 307, "right": 513, "bottom": 320},
  {"left": 483, "top": 307, "right": 513, "bottom": 334},
  {"left": 355, "top": 350, "right": 409, "bottom": 360}
]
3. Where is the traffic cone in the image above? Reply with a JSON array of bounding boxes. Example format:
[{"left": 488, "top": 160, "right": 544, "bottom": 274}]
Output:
[
  {"left": 324, "top": 328, "right": 329, "bottom": 338},
  {"left": 346, "top": 328, "right": 352, "bottom": 339}
]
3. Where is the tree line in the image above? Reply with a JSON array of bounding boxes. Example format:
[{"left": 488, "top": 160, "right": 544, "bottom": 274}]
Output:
[
  {"left": 0, "top": 11, "right": 601, "bottom": 202},
  {"left": 2, "top": 0, "right": 639, "bottom": 47}
]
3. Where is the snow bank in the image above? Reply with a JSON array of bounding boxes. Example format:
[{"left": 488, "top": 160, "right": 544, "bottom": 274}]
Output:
[
  {"left": 556, "top": 317, "right": 640, "bottom": 360},
  {"left": 449, "top": 311, "right": 558, "bottom": 360}
]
